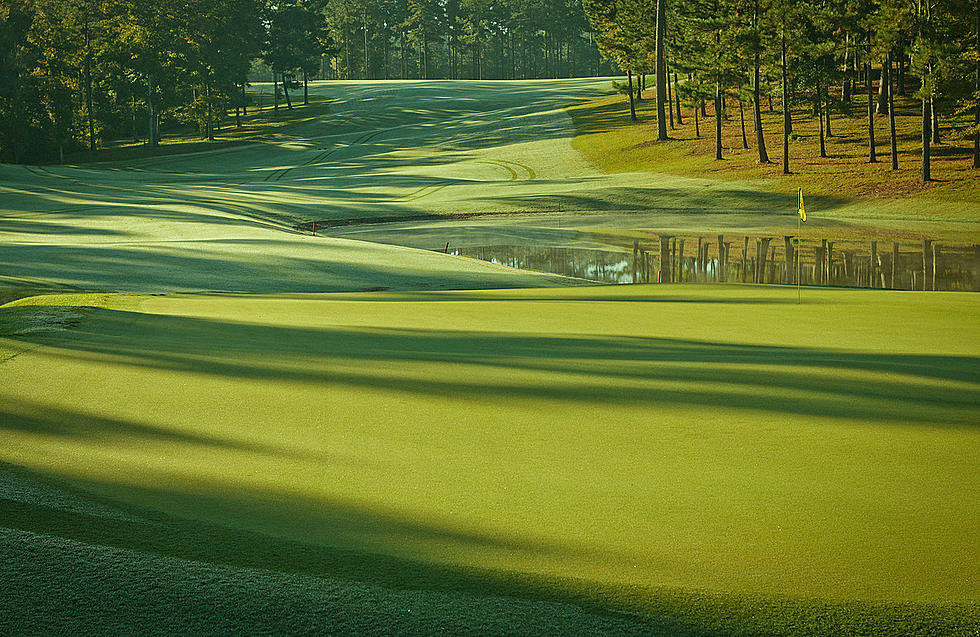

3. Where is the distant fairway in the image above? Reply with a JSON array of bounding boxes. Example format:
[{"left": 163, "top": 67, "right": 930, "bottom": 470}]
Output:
[
  {"left": 3, "top": 78, "right": 978, "bottom": 296},
  {"left": 1, "top": 79, "right": 979, "bottom": 634}
]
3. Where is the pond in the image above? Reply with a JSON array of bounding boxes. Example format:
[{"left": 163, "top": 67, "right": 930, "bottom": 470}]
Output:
[
  {"left": 449, "top": 246, "right": 637, "bottom": 284},
  {"left": 450, "top": 238, "right": 979, "bottom": 291}
]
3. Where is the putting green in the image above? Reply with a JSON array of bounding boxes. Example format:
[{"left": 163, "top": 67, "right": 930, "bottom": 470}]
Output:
[{"left": 1, "top": 285, "right": 978, "bottom": 633}]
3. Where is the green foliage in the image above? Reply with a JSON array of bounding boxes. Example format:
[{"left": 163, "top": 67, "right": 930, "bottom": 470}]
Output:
[
  {"left": 1, "top": 0, "right": 267, "bottom": 159},
  {"left": 587, "top": 0, "right": 979, "bottom": 174},
  {"left": 1, "top": 0, "right": 605, "bottom": 160},
  {"left": 320, "top": 0, "right": 599, "bottom": 81}
]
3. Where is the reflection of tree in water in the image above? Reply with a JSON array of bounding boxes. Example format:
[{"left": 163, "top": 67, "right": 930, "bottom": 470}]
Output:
[
  {"left": 454, "top": 246, "right": 632, "bottom": 284},
  {"left": 453, "top": 242, "right": 978, "bottom": 291}
]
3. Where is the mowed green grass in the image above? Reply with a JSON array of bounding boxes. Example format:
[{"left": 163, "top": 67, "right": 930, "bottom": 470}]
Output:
[
  {"left": 2, "top": 78, "right": 978, "bottom": 633},
  {"left": 2, "top": 285, "right": 978, "bottom": 634}
]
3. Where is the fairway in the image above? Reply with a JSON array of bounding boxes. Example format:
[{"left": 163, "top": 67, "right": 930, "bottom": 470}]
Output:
[
  {"left": 2, "top": 79, "right": 979, "bottom": 635},
  {"left": 4, "top": 79, "right": 978, "bottom": 296}
]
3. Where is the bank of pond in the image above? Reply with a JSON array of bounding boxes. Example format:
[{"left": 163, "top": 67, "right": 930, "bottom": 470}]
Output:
[{"left": 451, "top": 237, "right": 980, "bottom": 291}]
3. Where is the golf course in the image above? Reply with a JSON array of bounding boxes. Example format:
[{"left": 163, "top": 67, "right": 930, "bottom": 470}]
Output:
[{"left": 2, "top": 78, "right": 979, "bottom": 635}]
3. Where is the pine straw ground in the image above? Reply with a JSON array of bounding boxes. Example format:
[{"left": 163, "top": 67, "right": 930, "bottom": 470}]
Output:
[{"left": 569, "top": 84, "right": 980, "bottom": 216}]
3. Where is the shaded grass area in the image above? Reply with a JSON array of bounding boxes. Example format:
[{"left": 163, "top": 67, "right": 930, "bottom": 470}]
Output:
[
  {"left": 0, "top": 237, "right": 579, "bottom": 295},
  {"left": 1, "top": 464, "right": 976, "bottom": 636},
  {"left": 1, "top": 285, "right": 978, "bottom": 634},
  {"left": 568, "top": 87, "right": 980, "bottom": 219},
  {"left": 61, "top": 95, "right": 334, "bottom": 165},
  {"left": 0, "top": 286, "right": 50, "bottom": 308}
]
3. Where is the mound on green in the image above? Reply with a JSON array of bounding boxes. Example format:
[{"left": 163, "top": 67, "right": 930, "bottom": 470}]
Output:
[{"left": 1, "top": 285, "right": 977, "bottom": 634}]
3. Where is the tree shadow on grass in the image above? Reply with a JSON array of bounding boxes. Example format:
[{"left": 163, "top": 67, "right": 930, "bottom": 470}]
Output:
[
  {"left": 0, "top": 399, "right": 354, "bottom": 467},
  {"left": 0, "top": 458, "right": 975, "bottom": 636},
  {"left": 8, "top": 306, "right": 979, "bottom": 427},
  {"left": 479, "top": 185, "right": 849, "bottom": 216},
  {"left": 0, "top": 461, "right": 686, "bottom": 635},
  {"left": 0, "top": 219, "right": 132, "bottom": 237},
  {"left": 0, "top": 239, "right": 570, "bottom": 294}
]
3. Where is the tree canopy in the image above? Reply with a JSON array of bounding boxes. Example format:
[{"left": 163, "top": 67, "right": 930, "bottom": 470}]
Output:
[{"left": 583, "top": 0, "right": 980, "bottom": 178}]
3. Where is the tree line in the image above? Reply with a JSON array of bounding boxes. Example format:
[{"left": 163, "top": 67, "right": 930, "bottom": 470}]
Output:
[
  {"left": 583, "top": 0, "right": 980, "bottom": 180},
  {"left": 0, "top": 0, "right": 608, "bottom": 163},
  {"left": 320, "top": 0, "right": 609, "bottom": 81}
]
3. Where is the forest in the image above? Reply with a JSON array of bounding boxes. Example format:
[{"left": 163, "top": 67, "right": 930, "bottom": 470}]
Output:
[
  {"left": 0, "top": 0, "right": 603, "bottom": 162},
  {"left": 0, "top": 0, "right": 977, "bottom": 173},
  {"left": 584, "top": 0, "right": 979, "bottom": 180}
]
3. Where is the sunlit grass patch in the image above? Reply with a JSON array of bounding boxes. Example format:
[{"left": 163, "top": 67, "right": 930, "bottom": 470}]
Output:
[{"left": 1, "top": 286, "right": 977, "bottom": 634}]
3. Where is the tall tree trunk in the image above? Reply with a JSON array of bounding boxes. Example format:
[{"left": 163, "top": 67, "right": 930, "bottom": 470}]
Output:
[
  {"left": 715, "top": 83, "right": 723, "bottom": 159},
  {"left": 655, "top": 0, "right": 668, "bottom": 140},
  {"left": 511, "top": 30, "right": 516, "bottom": 79},
  {"left": 384, "top": 31, "right": 390, "bottom": 79},
  {"left": 674, "top": 70, "right": 683, "bottom": 124},
  {"left": 825, "top": 83, "right": 832, "bottom": 136},
  {"left": 867, "top": 61, "right": 877, "bottom": 162},
  {"left": 344, "top": 27, "right": 350, "bottom": 78},
  {"left": 274, "top": 72, "right": 279, "bottom": 113},
  {"left": 876, "top": 60, "right": 888, "bottom": 114},
  {"left": 241, "top": 83, "right": 247, "bottom": 116},
  {"left": 147, "top": 72, "right": 157, "bottom": 147},
  {"left": 282, "top": 73, "right": 292, "bottom": 109},
  {"left": 887, "top": 54, "right": 898, "bottom": 170},
  {"left": 84, "top": 14, "right": 95, "bottom": 152},
  {"left": 627, "top": 69, "right": 637, "bottom": 122},
  {"left": 922, "top": 91, "right": 931, "bottom": 181},
  {"left": 738, "top": 93, "right": 748, "bottom": 149},
  {"left": 694, "top": 102, "right": 700, "bottom": 137},
  {"left": 752, "top": 3, "right": 770, "bottom": 164},
  {"left": 842, "top": 33, "right": 852, "bottom": 102},
  {"left": 131, "top": 90, "right": 138, "bottom": 142},
  {"left": 303, "top": 70, "right": 308, "bottom": 105},
  {"left": 205, "top": 74, "right": 214, "bottom": 141},
  {"left": 400, "top": 31, "right": 406, "bottom": 79},
  {"left": 817, "top": 80, "right": 826, "bottom": 157},
  {"left": 667, "top": 69, "right": 675, "bottom": 128},
  {"left": 593, "top": 33, "right": 600, "bottom": 77},
  {"left": 897, "top": 52, "right": 906, "bottom": 94},
  {"left": 975, "top": 3, "right": 980, "bottom": 169},
  {"left": 920, "top": 0, "right": 931, "bottom": 181},
  {"left": 781, "top": 28, "right": 790, "bottom": 175}
]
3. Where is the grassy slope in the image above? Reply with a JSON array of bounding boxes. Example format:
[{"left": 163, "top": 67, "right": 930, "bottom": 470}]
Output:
[
  {"left": 2, "top": 286, "right": 978, "bottom": 634},
  {"left": 0, "top": 79, "right": 618, "bottom": 295},
  {"left": 568, "top": 88, "right": 980, "bottom": 223}
]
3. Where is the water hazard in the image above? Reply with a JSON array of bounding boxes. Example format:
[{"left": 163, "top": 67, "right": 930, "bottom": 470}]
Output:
[{"left": 450, "top": 238, "right": 979, "bottom": 291}]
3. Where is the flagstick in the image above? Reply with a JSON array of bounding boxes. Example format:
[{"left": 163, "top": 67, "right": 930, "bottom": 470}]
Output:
[{"left": 797, "top": 211, "right": 802, "bottom": 304}]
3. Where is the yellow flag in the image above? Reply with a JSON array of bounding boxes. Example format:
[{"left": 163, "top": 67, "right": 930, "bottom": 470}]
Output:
[{"left": 798, "top": 187, "right": 806, "bottom": 222}]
